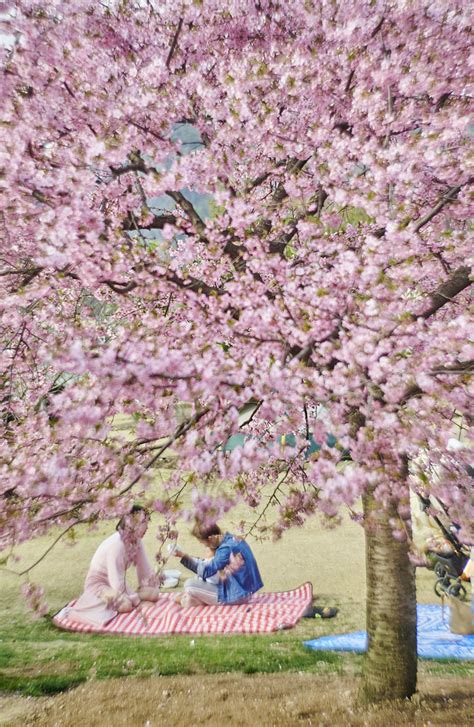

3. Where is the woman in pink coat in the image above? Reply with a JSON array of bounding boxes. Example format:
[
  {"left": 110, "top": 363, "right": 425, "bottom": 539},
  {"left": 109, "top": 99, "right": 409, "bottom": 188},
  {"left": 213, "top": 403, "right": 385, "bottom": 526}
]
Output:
[{"left": 65, "top": 505, "right": 160, "bottom": 627}]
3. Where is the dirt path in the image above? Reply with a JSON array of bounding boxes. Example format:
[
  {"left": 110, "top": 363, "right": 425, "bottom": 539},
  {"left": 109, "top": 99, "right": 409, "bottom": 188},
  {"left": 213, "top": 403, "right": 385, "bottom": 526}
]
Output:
[{"left": 2, "top": 673, "right": 473, "bottom": 727}]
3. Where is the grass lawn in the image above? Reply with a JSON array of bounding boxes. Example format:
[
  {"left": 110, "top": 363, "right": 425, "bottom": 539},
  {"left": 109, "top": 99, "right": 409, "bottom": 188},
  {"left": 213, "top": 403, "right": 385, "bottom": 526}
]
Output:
[
  {"left": 0, "top": 610, "right": 349, "bottom": 696},
  {"left": 1, "top": 605, "right": 472, "bottom": 699},
  {"left": 1, "top": 506, "right": 472, "bottom": 699}
]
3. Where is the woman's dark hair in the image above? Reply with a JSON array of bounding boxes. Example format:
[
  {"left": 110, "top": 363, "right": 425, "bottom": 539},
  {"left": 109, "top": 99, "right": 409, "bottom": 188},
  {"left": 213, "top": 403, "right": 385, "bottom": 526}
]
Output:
[
  {"left": 191, "top": 521, "right": 221, "bottom": 542},
  {"left": 116, "top": 504, "right": 149, "bottom": 531}
]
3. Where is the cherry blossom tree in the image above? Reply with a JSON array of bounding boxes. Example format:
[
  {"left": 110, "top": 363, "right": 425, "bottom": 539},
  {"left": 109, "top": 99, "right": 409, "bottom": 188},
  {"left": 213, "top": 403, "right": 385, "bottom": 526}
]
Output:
[{"left": 1, "top": 0, "right": 472, "bottom": 701}]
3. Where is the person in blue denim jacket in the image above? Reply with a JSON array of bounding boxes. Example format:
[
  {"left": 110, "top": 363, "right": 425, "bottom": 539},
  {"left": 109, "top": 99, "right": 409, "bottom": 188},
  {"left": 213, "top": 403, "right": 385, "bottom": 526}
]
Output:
[{"left": 174, "top": 522, "right": 263, "bottom": 607}]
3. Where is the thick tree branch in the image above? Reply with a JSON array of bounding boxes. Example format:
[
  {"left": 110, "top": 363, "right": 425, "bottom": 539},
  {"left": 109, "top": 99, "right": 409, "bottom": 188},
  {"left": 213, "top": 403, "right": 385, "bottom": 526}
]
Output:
[
  {"left": 110, "top": 160, "right": 153, "bottom": 178},
  {"left": 399, "top": 360, "right": 473, "bottom": 406},
  {"left": 430, "top": 360, "right": 474, "bottom": 374},
  {"left": 435, "top": 92, "right": 452, "bottom": 111},
  {"left": 419, "top": 265, "right": 471, "bottom": 320},
  {"left": 243, "top": 159, "right": 290, "bottom": 193},
  {"left": 104, "top": 280, "right": 138, "bottom": 294},
  {"left": 268, "top": 187, "right": 328, "bottom": 257},
  {"left": 0, "top": 267, "right": 41, "bottom": 278},
  {"left": 396, "top": 266, "right": 473, "bottom": 405},
  {"left": 165, "top": 271, "right": 224, "bottom": 297},
  {"left": 122, "top": 212, "right": 177, "bottom": 232},
  {"left": 413, "top": 180, "right": 471, "bottom": 233},
  {"left": 165, "top": 190, "right": 206, "bottom": 233},
  {"left": 267, "top": 157, "right": 311, "bottom": 208},
  {"left": 166, "top": 17, "right": 184, "bottom": 69},
  {"left": 128, "top": 119, "right": 166, "bottom": 142}
]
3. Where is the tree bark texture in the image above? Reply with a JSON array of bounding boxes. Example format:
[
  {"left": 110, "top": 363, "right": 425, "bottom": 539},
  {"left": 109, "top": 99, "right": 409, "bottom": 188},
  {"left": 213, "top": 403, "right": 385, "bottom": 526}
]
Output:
[{"left": 362, "top": 488, "right": 417, "bottom": 702}]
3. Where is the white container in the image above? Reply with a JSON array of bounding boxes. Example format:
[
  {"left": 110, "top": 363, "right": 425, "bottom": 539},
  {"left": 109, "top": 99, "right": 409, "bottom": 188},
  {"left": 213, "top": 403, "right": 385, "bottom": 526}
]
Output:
[
  {"left": 163, "top": 568, "right": 182, "bottom": 580},
  {"left": 162, "top": 576, "right": 179, "bottom": 589}
]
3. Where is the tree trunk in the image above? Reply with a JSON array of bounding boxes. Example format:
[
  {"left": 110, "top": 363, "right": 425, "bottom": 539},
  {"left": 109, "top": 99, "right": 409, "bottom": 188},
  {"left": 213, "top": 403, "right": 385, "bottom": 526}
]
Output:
[{"left": 361, "top": 488, "right": 417, "bottom": 702}]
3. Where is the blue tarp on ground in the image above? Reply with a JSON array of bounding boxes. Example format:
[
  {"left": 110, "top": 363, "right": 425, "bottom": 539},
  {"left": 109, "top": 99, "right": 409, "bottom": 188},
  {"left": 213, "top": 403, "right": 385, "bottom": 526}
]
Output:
[{"left": 304, "top": 604, "right": 474, "bottom": 660}]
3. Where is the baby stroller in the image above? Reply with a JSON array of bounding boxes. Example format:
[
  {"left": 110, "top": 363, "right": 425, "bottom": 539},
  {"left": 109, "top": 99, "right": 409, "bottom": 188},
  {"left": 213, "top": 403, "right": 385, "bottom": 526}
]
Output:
[{"left": 419, "top": 493, "right": 470, "bottom": 601}]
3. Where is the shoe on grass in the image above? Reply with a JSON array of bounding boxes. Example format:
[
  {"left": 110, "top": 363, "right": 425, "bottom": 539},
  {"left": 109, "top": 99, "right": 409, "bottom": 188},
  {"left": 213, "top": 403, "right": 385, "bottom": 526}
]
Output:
[{"left": 303, "top": 606, "right": 338, "bottom": 619}]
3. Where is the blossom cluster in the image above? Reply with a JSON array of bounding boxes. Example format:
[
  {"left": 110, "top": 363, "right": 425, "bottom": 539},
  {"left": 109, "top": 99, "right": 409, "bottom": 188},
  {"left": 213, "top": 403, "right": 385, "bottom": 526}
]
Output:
[{"left": 0, "top": 1, "right": 472, "bottom": 566}]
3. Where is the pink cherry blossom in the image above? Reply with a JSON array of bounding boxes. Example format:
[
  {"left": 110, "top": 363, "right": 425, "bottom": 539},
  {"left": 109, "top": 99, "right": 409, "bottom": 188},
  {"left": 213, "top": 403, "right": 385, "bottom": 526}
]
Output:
[{"left": 0, "top": 1, "right": 471, "bottom": 626}]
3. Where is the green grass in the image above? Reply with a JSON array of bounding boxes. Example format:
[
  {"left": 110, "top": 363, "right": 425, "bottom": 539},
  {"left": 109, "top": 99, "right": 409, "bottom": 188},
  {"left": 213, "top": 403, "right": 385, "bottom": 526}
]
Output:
[
  {"left": 1, "top": 610, "right": 472, "bottom": 698},
  {"left": 0, "top": 674, "right": 87, "bottom": 697},
  {"left": 0, "top": 611, "right": 349, "bottom": 696},
  {"left": 420, "top": 659, "right": 474, "bottom": 678}
]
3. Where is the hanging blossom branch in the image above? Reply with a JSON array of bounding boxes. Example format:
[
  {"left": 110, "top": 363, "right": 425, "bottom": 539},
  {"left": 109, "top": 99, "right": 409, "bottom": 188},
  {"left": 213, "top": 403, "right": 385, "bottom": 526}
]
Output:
[
  {"left": 117, "top": 407, "right": 211, "bottom": 496},
  {"left": 6, "top": 520, "right": 88, "bottom": 577},
  {"left": 30, "top": 409, "right": 214, "bottom": 527},
  {"left": 245, "top": 464, "right": 295, "bottom": 538}
]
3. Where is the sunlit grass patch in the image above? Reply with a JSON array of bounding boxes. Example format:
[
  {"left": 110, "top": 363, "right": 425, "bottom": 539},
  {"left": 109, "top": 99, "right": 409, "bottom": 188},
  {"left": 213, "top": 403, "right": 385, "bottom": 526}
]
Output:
[{"left": 1, "top": 610, "right": 471, "bottom": 697}]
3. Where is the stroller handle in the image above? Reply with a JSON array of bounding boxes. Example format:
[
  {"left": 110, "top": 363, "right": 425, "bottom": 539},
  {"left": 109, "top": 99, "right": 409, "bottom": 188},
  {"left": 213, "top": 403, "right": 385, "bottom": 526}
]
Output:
[{"left": 416, "top": 492, "right": 467, "bottom": 557}]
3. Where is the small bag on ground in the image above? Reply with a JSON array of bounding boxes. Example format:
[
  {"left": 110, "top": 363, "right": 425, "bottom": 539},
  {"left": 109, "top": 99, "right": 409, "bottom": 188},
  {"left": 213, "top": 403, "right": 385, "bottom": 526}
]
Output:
[{"left": 447, "top": 595, "right": 474, "bottom": 635}]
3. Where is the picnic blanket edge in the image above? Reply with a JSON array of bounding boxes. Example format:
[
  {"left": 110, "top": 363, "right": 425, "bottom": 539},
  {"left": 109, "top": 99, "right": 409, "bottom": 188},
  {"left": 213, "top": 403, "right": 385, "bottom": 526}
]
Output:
[{"left": 52, "top": 581, "right": 313, "bottom": 637}]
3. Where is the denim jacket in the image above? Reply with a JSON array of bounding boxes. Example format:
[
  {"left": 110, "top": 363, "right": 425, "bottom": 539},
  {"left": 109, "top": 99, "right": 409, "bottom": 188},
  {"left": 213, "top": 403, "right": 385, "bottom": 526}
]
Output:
[{"left": 181, "top": 532, "right": 263, "bottom": 604}]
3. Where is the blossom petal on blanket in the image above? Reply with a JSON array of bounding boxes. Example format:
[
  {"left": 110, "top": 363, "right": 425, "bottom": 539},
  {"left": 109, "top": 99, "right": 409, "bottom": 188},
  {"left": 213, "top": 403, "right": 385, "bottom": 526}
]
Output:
[
  {"left": 304, "top": 604, "right": 474, "bottom": 660},
  {"left": 53, "top": 582, "right": 312, "bottom": 635}
]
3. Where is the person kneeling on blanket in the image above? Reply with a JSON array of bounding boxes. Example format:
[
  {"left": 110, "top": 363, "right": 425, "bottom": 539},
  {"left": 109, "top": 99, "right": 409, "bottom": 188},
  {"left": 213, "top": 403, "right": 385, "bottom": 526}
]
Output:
[
  {"left": 173, "top": 522, "right": 263, "bottom": 607},
  {"left": 65, "top": 505, "right": 161, "bottom": 627}
]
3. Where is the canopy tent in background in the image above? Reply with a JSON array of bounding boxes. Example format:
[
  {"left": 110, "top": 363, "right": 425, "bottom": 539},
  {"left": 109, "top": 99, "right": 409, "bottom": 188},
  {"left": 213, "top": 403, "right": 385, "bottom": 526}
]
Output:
[{"left": 222, "top": 400, "right": 344, "bottom": 459}]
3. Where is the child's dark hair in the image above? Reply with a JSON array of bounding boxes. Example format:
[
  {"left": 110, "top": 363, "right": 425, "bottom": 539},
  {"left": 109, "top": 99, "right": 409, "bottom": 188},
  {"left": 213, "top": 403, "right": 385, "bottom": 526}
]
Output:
[
  {"left": 191, "top": 521, "right": 221, "bottom": 542},
  {"left": 116, "top": 504, "right": 149, "bottom": 531}
]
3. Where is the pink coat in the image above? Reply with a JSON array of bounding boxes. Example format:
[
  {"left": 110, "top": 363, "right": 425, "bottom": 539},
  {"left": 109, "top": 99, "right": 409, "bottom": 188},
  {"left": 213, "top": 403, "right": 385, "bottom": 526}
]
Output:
[{"left": 65, "top": 531, "right": 155, "bottom": 626}]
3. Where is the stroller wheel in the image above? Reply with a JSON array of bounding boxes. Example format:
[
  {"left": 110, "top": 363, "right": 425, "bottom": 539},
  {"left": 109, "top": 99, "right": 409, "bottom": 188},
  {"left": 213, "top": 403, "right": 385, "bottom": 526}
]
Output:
[
  {"left": 434, "top": 577, "right": 449, "bottom": 598},
  {"left": 447, "top": 583, "right": 468, "bottom": 601}
]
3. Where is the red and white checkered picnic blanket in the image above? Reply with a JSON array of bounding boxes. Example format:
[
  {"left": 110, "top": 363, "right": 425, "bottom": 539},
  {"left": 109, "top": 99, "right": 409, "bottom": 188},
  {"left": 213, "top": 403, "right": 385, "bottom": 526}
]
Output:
[{"left": 52, "top": 582, "right": 313, "bottom": 636}]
